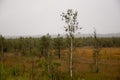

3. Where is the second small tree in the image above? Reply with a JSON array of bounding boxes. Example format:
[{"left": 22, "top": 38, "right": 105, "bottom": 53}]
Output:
[{"left": 93, "top": 29, "right": 100, "bottom": 73}]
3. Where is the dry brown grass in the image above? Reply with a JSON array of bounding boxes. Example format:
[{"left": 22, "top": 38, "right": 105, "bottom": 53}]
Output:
[{"left": 2, "top": 47, "right": 120, "bottom": 79}]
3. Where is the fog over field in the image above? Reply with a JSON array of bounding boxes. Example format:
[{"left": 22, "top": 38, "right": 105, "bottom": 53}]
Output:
[{"left": 0, "top": 0, "right": 120, "bottom": 36}]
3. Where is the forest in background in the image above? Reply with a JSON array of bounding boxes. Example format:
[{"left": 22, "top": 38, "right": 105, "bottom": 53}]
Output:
[
  {"left": 1, "top": 34, "right": 120, "bottom": 53},
  {"left": 0, "top": 34, "right": 120, "bottom": 80}
]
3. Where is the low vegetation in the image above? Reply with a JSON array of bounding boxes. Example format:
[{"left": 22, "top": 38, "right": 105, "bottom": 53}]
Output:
[{"left": 0, "top": 34, "right": 120, "bottom": 80}]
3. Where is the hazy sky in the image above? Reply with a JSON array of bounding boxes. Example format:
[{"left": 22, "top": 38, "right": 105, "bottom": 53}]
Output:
[{"left": 0, "top": 0, "right": 120, "bottom": 36}]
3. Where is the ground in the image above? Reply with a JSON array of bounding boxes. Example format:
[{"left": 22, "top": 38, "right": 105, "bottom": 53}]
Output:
[{"left": 1, "top": 47, "right": 120, "bottom": 80}]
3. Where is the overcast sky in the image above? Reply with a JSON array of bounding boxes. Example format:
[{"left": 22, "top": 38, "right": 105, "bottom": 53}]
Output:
[{"left": 0, "top": 0, "right": 120, "bottom": 36}]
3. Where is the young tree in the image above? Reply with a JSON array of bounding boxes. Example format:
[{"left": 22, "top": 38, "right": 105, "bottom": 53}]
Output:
[
  {"left": 93, "top": 29, "right": 100, "bottom": 73},
  {"left": 39, "top": 34, "right": 52, "bottom": 73},
  {"left": 54, "top": 34, "right": 63, "bottom": 59},
  {"left": 0, "top": 35, "right": 4, "bottom": 80},
  {"left": 0, "top": 35, "right": 4, "bottom": 64},
  {"left": 61, "top": 9, "right": 81, "bottom": 78},
  {"left": 39, "top": 34, "right": 51, "bottom": 58}
]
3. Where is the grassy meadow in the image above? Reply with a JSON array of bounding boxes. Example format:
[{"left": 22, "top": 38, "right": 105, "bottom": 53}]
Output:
[{"left": 1, "top": 47, "right": 120, "bottom": 80}]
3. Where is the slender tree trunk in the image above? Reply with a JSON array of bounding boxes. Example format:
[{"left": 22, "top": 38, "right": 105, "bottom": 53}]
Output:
[
  {"left": 18, "top": 52, "right": 21, "bottom": 80},
  {"left": 31, "top": 57, "right": 34, "bottom": 80},
  {"left": 0, "top": 54, "right": 1, "bottom": 80},
  {"left": 58, "top": 47, "right": 61, "bottom": 59},
  {"left": 0, "top": 46, "right": 3, "bottom": 80},
  {"left": 1, "top": 46, "right": 3, "bottom": 63},
  {"left": 0, "top": 41, "right": 4, "bottom": 80},
  {"left": 1, "top": 46, "right": 3, "bottom": 67},
  {"left": 95, "top": 53, "right": 99, "bottom": 73},
  {"left": 1, "top": 46, "right": 4, "bottom": 65},
  {"left": 47, "top": 50, "right": 50, "bottom": 73},
  {"left": 70, "top": 36, "right": 72, "bottom": 78}
]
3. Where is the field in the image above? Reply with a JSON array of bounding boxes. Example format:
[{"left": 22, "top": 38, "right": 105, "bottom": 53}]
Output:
[{"left": 1, "top": 47, "right": 120, "bottom": 80}]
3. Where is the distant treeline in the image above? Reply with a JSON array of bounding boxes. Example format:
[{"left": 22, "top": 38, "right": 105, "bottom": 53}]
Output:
[{"left": 0, "top": 34, "right": 120, "bottom": 53}]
